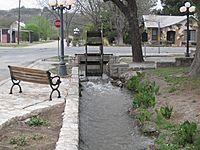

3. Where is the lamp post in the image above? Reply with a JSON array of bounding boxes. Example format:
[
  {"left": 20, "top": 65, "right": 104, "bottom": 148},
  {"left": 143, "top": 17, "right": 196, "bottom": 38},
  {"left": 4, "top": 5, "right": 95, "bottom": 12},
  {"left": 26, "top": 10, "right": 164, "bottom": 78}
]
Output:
[
  {"left": 180, "top": 2, "right": 196, "bottom": 57},
  {"left": 49, "top": 0, "right": 74, "bottom": 76}
]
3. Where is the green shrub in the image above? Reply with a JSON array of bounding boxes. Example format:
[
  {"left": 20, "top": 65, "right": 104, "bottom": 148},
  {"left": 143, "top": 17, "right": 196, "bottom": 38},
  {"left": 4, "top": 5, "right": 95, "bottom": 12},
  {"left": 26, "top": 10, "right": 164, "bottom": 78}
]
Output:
[
  {"left": 26, "top": 116, "right": 48, "bottom": 126},
  {"left": 135, "top": 108, "right": 152, "bottom": 124},
  {"left": 174, "top": 121, "right": 197, "bottom": 146},
  {"left": 192, "top": 134, "right": 200, "bottom": 150},
  {"left": 160, "top": 105, "right": 173, "bottom": 119},
  {"left": 132, "top": 81, "right": 159, "bottom": 108},
  {"left": 127, "top": 72, "right": 144, "bottom": 91}
]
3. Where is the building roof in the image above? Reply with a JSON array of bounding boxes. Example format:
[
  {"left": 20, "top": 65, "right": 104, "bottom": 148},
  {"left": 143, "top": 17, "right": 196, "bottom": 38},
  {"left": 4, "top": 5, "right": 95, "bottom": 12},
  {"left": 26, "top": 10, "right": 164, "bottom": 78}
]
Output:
[{"left": 143, "top": 15, "right": 188, "bottom": 28}]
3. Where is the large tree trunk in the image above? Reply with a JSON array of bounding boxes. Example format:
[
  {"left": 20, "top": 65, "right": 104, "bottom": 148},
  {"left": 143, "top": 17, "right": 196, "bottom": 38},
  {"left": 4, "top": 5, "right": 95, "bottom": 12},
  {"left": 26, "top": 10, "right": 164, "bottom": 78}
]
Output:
[
  {"left": 129, "top": 17, "right": 143, "bottom": 62},
  {"left": 127, "top": 0, "right": 143, "bottom": 62},
  {"left": 116, "top": 31, "right": 124, "bottom": 45},
  {"left": 104, "top": 0, "right": 144, "bottom": 62},
  {"left": 189, "top": 20, "right": 200, "bottom": 76}
]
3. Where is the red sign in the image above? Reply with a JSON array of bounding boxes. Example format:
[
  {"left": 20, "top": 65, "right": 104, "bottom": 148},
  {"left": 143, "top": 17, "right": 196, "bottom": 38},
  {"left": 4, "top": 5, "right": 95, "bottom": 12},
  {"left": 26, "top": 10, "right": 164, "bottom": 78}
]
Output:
[{"left": 54, "top": 20, "right": 61, "bottom": 28}]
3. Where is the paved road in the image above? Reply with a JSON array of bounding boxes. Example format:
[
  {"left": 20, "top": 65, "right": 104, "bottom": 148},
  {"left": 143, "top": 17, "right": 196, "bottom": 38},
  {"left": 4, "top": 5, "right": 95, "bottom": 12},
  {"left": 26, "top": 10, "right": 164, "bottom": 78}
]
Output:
[{"left": 0, "top": 41, "right": 195, "bottom": 81}]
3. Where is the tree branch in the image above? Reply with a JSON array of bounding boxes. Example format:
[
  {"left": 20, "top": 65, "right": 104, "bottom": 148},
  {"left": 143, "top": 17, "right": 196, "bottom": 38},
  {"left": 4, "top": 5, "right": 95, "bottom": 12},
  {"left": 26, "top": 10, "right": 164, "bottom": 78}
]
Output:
[{"left": 103, "top": 0, "right": 129, "bottom": 16}]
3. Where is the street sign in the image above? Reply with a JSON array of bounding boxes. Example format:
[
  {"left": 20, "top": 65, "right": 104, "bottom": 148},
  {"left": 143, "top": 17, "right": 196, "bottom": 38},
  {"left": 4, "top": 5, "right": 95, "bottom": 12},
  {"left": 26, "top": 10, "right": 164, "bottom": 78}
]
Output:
[{"left": 54, "top": 20, "right": 61, "bottom": 28}]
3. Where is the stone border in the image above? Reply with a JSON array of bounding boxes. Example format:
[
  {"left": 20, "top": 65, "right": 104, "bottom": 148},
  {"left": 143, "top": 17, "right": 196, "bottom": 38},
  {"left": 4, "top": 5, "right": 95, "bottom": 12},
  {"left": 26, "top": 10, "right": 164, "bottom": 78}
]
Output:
[{"left": 55, "top": 67, "right": 79, "bottom": 150}]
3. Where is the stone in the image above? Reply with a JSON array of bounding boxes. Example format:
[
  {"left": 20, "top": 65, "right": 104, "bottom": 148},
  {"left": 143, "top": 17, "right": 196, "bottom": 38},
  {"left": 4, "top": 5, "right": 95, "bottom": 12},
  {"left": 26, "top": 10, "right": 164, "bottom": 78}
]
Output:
[{"left": 142, "top": 121, "right": 159, "bottom": 136}]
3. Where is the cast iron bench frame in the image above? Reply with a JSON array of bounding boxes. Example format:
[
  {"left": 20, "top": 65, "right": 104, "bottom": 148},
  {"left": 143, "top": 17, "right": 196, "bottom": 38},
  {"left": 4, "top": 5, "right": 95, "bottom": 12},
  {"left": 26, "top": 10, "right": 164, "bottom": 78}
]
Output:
[{"left": 8, "top": 65, "right": 61, "bottom": 101}]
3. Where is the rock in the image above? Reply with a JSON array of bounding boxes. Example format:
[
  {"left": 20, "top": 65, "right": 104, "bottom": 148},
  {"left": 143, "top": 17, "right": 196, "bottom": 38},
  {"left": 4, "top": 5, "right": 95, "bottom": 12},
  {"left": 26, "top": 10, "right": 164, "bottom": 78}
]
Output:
[
  {"left": 110, "top": 79, "right": 123, "bottom": 88},
  {"left": 146, "top": 145, "right": 156, "bottom": 150},
  {"left": 119, "top": 69, "right": 141, "bottom": 83},
  {"left": 142, "top": 121, "right": 159, "bottom": 136},
  {"left": 127, "top": 107, "right": 139, "bottom": 116}
]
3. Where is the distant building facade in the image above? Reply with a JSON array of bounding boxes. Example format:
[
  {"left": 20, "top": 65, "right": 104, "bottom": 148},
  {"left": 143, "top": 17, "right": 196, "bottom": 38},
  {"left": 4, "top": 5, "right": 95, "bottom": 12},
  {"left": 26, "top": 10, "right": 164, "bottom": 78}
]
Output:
[
  {"left": 141, "top": 15, "right": 198, "bottom": 47},
  {"left": 0, "top": 21, "right": 32, "bottom": 43}
]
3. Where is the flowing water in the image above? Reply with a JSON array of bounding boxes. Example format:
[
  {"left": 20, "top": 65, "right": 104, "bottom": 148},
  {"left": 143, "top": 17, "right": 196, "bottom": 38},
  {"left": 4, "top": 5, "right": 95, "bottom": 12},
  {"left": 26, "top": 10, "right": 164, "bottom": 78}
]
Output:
[{"left": 79, "top": 77, "right": 153, "bottom": 150}]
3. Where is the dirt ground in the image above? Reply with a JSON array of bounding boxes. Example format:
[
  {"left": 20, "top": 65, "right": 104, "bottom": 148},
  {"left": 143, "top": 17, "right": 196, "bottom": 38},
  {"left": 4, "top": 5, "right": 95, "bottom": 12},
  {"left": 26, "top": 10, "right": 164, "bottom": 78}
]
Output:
[
  {"left": 151, "top": 75, "right": 200, "bottom": 127},
  {"left": 0, "top": 104, "right": 64, "bottom": 150}
]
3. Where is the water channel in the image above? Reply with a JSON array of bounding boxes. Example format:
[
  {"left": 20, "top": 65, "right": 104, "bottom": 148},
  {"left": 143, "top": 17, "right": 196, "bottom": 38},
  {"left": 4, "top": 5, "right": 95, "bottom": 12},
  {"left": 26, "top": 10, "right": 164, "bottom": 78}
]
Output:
[{"left": 79, "top": 77, "right": 154, "bottom": 150}]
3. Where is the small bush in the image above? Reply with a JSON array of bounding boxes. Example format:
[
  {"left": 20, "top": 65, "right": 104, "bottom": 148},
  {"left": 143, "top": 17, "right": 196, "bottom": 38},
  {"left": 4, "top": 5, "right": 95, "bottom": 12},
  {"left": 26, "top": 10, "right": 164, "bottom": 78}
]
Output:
[
  {"left": 127, "top": 72, "right": 144, "bottom": 91},
  {"left": 135, "top": 108, "right": 152, "bottom": 124},
  {"left": 26, "top": 116, "right": 48, "bottom": 126},
  {"left": 10, "top": 136, "right": 28, "bottom": 146},
  {"left": 174, "top": 121, "right": 197, "bottom": 146},
  {"left": 160, "top": 105, "right": 173, "bottom": 119},
  {"left": 132, "top": 81, "right": 159, "bottom": 108}
]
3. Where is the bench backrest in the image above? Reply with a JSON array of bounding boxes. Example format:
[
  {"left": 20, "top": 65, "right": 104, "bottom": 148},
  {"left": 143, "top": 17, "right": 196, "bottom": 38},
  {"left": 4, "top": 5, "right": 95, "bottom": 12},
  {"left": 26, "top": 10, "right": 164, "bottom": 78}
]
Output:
[{"left": 8, "top": 65, "right": 50, "bottom": 84}]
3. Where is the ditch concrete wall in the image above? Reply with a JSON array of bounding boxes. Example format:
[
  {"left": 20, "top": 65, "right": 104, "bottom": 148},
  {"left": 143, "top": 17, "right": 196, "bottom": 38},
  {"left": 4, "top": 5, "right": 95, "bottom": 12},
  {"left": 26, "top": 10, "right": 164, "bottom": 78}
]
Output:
[{"left": 55, "top": 67, "right": 79, "bottom": 150}]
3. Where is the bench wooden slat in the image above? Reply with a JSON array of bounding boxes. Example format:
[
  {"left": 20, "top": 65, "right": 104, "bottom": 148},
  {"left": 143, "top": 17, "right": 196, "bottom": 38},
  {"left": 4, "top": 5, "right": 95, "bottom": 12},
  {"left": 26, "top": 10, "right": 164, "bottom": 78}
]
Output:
[
  {"left": 13, "top": 74, "right": 49, "bottom": 84},
  {"left": 9, "top": 66, "right": 48, "bottom": 74},
  {"left": 13, "top": 76, "right": 49, "bottom": 84},
  {"left": 12, "top": 71, "right": 48, "bottom": 78}
]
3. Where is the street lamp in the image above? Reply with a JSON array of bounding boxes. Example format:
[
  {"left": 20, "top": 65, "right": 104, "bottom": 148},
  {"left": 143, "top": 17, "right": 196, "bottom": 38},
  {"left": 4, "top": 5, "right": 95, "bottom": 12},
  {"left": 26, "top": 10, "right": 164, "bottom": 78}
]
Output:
[
  {"left": 49, "top": 0, "right": 74, "bottom": 76},
  {"left": 180, "top": 1, "right": 196, "bottom": 57}
]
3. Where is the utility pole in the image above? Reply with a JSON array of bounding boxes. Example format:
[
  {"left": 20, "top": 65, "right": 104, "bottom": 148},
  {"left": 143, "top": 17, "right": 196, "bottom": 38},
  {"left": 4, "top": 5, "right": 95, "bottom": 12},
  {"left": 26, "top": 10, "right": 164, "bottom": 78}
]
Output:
[
  {"left": 158, "top": 21, "right": 161, "bottom": 54},
  {"left": 17, "top": 0, "right": 21, "bottom": 45}
]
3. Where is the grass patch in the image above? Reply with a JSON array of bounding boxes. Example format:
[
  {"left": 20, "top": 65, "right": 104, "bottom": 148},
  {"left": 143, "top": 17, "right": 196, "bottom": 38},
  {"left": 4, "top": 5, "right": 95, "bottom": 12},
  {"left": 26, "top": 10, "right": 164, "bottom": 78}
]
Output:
[
  {"left": 155, "top": 113, "right": 175, "bottom": 130},
  {"left": 145, "top": 67, "right": 200, "bottom": 90}
]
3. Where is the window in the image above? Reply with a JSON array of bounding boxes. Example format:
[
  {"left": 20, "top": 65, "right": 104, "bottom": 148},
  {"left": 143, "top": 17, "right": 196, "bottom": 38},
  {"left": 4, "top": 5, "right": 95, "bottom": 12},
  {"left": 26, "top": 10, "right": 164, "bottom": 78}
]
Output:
[
  {"left": 184, "top": 30, "right": 196, "bottom": 42},
  {"left": 152, "top": 28, "right": 158, "bottom": 41}
]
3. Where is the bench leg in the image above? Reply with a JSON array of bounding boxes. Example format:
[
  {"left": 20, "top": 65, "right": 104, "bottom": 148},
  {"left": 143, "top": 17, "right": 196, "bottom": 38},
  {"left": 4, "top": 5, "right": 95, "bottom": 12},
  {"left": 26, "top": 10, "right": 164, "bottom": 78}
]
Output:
[
  {"left": 9, "top": 80, "right": 22, "bottom": 94},
  {"left": 49, "top": 89, "right": 61, "bottom": 101}
]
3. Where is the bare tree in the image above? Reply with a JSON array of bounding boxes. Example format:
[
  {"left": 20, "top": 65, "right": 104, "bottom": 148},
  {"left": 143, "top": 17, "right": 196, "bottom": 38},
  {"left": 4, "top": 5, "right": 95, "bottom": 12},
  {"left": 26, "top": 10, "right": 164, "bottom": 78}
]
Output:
[
  {"left": 77, "top": 0, "right": 103, "bottom": 28},
  {"left": 36, "top": 0, "right": 79, "bottom": 46}
]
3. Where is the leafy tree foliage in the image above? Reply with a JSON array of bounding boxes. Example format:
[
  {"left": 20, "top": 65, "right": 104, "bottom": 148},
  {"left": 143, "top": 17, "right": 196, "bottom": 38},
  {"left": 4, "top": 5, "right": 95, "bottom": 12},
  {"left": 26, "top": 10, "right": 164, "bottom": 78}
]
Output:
[
  {"left": 23, "top": 23, "right": 40, "bottom": 41},
  {"left": 27, "top": 16, "right": 51, "bottom": 40},
  {"left": 160, "top": 0, "right": 185, "bottom": 15},
  {"left": 137, "top": 0, "right": 157, "bottom": 16}
]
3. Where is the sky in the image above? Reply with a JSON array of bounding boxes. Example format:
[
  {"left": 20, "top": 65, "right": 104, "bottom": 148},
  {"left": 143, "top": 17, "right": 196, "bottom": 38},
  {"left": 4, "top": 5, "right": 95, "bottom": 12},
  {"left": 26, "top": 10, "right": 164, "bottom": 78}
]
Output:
[
  {"left": 0, "top": 0, "right": 41, "bottom": 10},
  {"left": 156, "top": 0, "right": 162, "bottom": 9},
  {"left": 0, "top": 0, "right": 162, "bottom": 10}
]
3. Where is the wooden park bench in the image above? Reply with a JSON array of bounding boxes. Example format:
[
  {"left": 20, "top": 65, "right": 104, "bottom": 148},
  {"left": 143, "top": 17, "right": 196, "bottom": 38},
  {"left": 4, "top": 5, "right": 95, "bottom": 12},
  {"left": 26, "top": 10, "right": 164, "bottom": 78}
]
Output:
[{"left": 8, "top": 65, "right": 61, "bottom": 101}]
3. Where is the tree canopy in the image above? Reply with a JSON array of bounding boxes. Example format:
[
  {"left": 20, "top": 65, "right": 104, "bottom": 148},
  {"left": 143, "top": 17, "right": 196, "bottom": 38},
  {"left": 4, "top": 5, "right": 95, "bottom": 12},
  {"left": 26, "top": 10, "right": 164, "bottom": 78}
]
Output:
[
  {"left": 160, "top": 0, "right": 184, "bottom": 15},
  {"left": 27, "top": 16, "right": 51, "bottom": 40}
]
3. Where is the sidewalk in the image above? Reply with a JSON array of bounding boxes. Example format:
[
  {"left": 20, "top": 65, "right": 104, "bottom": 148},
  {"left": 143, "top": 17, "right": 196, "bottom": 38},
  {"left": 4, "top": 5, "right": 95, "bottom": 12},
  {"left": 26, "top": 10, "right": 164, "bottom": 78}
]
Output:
[{"left": 0, "top": 59, "right": 79, "bottom": 150}]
